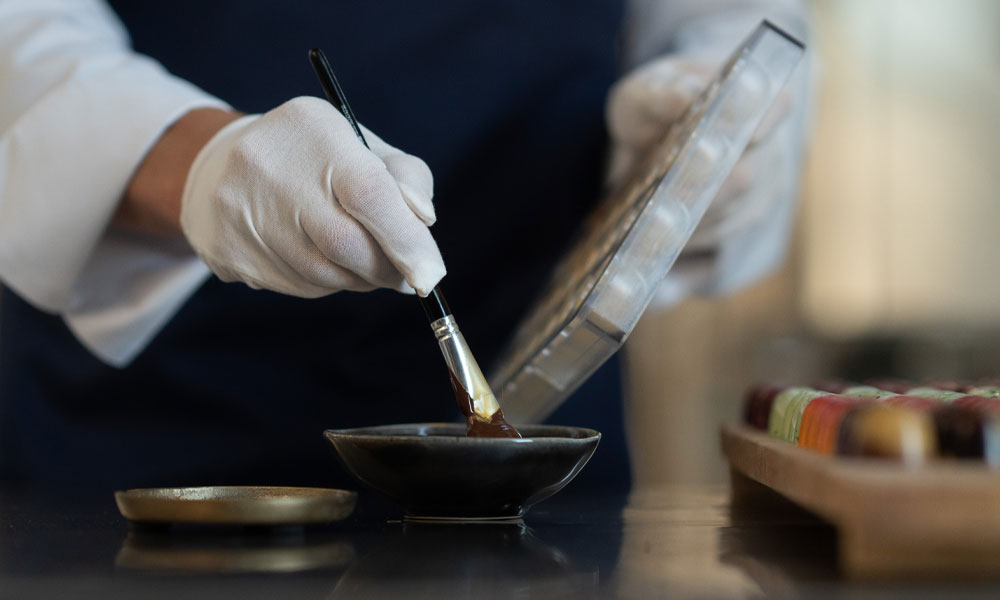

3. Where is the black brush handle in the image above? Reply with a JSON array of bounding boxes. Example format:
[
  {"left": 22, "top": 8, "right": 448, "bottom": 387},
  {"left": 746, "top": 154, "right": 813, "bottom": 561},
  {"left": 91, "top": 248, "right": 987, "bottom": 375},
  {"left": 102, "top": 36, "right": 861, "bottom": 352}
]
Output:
[{"left": 309, "top": 47, "right": 450, "bottom": 323}]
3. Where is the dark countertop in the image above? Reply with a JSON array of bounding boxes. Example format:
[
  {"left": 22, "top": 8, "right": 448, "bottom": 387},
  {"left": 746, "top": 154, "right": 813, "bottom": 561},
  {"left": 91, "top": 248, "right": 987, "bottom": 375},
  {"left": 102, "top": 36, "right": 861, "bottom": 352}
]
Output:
[{"left": 2, "top": 482, "right": 999, "bottom": 599}]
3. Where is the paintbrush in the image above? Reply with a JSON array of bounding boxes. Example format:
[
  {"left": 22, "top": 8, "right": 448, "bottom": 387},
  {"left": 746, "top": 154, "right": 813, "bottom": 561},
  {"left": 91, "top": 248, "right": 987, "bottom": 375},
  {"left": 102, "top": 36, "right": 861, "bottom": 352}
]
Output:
[{"left": 308, "top": 48, "right": 519, "bottom": 438}]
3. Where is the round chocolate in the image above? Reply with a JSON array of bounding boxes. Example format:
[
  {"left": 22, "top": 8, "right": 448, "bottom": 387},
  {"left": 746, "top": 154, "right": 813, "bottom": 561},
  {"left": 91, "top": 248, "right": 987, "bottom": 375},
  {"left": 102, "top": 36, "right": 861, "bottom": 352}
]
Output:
[
  {"left": 932, "top": 404, "right": 986, "bottom": 460},
  {"left": 836, "top": 405, "right": 936, "bottom": 464},
  {"left": 742, "top": 383, "right": 786, "bottom": 431}
]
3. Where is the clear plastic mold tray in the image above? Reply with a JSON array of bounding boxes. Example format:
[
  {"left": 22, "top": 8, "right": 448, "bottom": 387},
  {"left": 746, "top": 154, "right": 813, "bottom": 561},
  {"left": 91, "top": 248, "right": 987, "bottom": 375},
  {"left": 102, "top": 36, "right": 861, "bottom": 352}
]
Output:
[{"left": 492, "top": 21, "right": 804, "bottom": 423}]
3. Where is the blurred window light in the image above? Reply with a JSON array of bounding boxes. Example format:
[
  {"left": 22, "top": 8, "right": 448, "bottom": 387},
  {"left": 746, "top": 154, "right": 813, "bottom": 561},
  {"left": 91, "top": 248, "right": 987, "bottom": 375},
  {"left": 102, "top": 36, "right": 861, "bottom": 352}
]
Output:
[{"left": 801, "top": 0, "right": 1000, "bottom": 337}]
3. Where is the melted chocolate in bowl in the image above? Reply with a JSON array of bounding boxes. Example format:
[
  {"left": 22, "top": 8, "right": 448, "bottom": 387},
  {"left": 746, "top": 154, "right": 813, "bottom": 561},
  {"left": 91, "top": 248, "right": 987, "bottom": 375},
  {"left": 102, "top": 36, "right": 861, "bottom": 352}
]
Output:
[
  {"left": 324, "top": 424, "right": 600, "bottom": 521},
  {"left": 448, "top": 370, "right": 521, "bottom": 438},
  {"left": 466, "top": 412, "right": 520, "bottom": 438}
]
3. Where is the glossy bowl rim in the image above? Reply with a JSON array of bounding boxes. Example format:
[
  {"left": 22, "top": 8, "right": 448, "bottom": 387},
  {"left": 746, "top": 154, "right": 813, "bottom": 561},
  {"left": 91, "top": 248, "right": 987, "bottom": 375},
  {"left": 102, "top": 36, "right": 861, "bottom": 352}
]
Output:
[{"left": 323, "top": 422, "right": 601, "bottom": 445}]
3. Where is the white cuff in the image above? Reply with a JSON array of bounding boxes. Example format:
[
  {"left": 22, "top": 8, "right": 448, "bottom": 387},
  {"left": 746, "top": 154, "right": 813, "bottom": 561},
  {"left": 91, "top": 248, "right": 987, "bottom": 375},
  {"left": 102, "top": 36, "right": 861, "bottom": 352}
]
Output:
[
  {"left": 53, "top": 71, "right": 229, "bottom": 366},
  {"left": 63, "top": 229, "right": 211, "bottom": 367},
  {"left": 0, "top": 1, "right": 231, "bottom": 365},
  {"left": 0, "top": 57, "right": 227, "bottom": 311},
  {"left": 0, "top": 60, "right": 228, "bottom": 365}
]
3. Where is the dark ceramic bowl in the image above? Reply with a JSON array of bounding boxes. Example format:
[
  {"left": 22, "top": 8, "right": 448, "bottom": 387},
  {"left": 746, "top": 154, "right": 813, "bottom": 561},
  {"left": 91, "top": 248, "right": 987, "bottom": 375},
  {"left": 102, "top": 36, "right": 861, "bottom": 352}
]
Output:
[{"left": 324, "top": 423, "right": 600, "bottom": 521}]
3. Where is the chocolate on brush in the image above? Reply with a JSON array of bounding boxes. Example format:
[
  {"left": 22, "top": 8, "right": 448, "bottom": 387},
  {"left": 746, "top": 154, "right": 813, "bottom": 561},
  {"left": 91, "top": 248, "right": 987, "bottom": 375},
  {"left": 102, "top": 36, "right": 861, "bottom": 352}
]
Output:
[{"left": 449, "top": 370, "right": 521, "bottom": 438}]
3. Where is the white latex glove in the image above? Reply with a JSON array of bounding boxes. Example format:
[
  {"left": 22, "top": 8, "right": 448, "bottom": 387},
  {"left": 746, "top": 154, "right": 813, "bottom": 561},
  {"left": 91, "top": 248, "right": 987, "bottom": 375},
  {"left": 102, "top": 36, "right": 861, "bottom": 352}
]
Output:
[
  {"left": 605, "top": 54, "right": 792, "bottom": 252},
  {"left": 181, "top": 96, "right": 445, "bottom": 298}
]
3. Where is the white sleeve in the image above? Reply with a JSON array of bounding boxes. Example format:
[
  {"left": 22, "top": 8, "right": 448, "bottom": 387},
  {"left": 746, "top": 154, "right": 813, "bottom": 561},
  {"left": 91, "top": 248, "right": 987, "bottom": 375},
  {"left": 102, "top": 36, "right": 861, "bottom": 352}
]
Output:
[
  {"left": 623, "top": 0, "right": 813, "bottom": 310},
  {"left": 0, "top": 0, "right": 228, "bottom": 366}
]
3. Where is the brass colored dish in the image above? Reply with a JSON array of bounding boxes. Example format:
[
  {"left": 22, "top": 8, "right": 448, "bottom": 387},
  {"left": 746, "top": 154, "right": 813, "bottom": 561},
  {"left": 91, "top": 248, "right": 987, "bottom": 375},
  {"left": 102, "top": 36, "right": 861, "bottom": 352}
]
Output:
[{"left": 114, "top": 486, "right": 357, "bottom": 525}]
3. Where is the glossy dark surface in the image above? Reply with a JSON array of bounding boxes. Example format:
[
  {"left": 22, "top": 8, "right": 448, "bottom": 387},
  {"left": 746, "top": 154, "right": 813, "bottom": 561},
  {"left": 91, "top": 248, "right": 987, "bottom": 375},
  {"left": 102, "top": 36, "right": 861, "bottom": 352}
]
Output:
[
  {"left": 324, "top": 424, "right": 599, "bottom": 519},
  {"left": 4, "top": 482, "right": 1000, "bottom": 598}
]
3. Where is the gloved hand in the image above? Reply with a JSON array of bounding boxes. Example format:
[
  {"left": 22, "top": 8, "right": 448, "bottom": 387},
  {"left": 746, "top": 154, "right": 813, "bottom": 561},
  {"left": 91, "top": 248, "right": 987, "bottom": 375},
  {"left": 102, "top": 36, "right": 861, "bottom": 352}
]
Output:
[
  {"left": 605, "top": 54, "right": 792, "bottom": 252},
  {"left": 181, "top": 96, "right": 445, "bottom": 298}
]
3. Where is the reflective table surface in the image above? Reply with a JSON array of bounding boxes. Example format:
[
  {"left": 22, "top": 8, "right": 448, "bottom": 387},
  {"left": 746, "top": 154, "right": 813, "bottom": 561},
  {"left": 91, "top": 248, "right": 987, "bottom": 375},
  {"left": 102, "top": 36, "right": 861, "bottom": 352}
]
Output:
[{"left": 2, "top": 481, "right": 999, "bottom": 599}]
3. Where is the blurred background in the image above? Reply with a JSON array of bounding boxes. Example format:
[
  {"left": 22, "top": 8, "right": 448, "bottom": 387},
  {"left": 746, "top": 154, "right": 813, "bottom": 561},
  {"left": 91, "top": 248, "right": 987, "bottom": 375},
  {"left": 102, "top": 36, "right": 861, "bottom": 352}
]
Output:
[
  {"left": 625, "top": 0, "right": 1000, "bottom": 486},
  {"left": 1, "top": 0, "right": 995, "bottom": 492}
]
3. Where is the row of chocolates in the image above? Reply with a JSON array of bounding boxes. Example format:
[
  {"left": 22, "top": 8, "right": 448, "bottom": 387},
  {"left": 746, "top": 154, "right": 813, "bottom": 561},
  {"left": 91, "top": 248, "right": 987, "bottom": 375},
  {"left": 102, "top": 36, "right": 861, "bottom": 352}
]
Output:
[{"left": 742, "top": 382, "right": 1000, "bottom": 465}]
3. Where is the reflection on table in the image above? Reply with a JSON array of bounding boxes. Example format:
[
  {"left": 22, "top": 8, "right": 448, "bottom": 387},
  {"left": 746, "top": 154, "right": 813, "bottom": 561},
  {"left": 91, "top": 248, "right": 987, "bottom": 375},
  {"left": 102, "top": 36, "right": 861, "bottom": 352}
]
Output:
[
  {"left": 116, "top": 527, "right": 356, "bottom": 574},
  {"left": 3, "top": 485, "right": 1000, "bottom": 598},
  {"left": 327, "top": 522, "right": 598, "bottom": 599}
]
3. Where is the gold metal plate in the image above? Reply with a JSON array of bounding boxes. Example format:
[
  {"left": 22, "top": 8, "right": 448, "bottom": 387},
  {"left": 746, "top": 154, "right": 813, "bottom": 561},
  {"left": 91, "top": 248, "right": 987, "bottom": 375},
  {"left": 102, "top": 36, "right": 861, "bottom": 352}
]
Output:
[{"left": 114, "top": 486, "right": 357, "bottom": 525}]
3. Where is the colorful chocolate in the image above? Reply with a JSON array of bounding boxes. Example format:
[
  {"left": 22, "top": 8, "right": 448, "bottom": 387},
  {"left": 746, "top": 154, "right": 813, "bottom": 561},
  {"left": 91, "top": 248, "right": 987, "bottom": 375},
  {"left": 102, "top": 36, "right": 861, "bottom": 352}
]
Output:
[
  {"left": 742, "top": 383, "right": 787, "bottom": 431},
  {"left": 965, "top": 387, "right": 1000, "bottom": 400},
  {"left": 743, "top": 380, "right": 1000, "bottom": 465},
  {"left": 836, "top": 405, "right": 936, "bottom": 464},
  {"left": 932, "top": 404, "right": 990, "bottom": 460},
  {"left": 904, "top": 387, "right": 968, "bottom": 402},
  {"left": 955, "top": 395, "right": 1000, "bottom": 414},
  {"left": 883, "top": 395, "right": 940, "bottom": 411},
  {"left": 842, "top": 386, "right": 899, "bottom": 401},
  {"left": 768, "top": 388, "right": 827, "bottom": 443},
  {"left": 798, "top": 395, "right": 864, "bottom": 453}
]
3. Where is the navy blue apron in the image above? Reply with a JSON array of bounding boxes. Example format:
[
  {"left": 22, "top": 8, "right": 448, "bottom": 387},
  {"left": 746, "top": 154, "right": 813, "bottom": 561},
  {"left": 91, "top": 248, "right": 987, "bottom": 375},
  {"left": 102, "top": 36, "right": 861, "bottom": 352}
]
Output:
[{"left": 0, "top": 1, "right": 629, "bottom": 492}]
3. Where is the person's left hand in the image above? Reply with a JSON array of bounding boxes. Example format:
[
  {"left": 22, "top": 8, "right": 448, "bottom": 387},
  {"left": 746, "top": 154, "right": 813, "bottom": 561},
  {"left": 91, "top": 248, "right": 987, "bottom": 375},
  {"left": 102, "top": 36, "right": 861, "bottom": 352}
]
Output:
[{"left": 605, "top": 53, "right": 793, "bottom": 253}]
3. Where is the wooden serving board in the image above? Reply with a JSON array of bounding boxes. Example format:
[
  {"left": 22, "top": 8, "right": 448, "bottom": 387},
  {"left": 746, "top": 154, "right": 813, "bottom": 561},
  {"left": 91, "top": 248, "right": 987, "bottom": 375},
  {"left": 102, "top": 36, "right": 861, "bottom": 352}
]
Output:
[{"left": 721, "top": 423, "right": 1000, "bottom": 579}]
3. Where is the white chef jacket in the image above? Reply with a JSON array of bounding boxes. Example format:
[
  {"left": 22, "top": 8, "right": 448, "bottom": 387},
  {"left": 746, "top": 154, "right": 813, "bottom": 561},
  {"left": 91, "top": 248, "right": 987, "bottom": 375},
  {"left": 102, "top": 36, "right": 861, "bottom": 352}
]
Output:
[{"left": 0, "top": 0, "right": 808, "bottom": 367}]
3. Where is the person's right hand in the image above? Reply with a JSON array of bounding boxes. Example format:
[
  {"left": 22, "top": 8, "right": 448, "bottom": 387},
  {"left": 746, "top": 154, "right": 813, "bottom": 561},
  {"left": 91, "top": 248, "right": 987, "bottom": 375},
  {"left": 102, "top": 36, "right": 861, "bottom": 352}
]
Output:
[{"left": 180, "top": 96, "right": 445, "bottom": 298}]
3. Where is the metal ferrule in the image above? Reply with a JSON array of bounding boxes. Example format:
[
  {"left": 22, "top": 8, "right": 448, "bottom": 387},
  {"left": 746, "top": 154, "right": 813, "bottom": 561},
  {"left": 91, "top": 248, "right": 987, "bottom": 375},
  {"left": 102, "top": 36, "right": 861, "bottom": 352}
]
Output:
[{"left": 430, "top": 316, "right": 500, "bottom": 420}]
